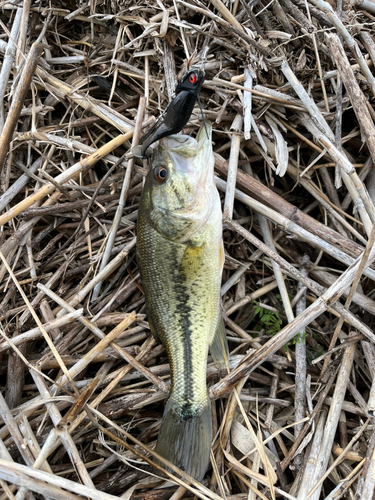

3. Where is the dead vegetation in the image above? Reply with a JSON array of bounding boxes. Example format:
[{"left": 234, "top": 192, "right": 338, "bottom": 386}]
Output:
[{"left": 0, "top": 0, "right": 375, "bottom": 498}]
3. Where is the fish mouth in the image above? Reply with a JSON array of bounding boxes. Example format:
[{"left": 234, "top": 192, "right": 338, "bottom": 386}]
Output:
[
  {"left": 158, "top": 121, "right": 213, "bottom": 178},
  {"left": 160, "top": 134, "right": 198, "bottom": 155},
  {"left": 159, "top": 135, "right": 201, "bottom": 176}
]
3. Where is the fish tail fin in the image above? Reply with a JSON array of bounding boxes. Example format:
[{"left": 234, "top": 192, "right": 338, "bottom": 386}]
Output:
[
  {"left": 210, "top": 316, "right": 229, "bottom": 369},
  {"left": 154, "top": 396, "right": 212, "bottom": 481}
]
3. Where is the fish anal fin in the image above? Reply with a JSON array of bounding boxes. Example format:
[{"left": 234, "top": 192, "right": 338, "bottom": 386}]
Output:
[
  {"left": 210, "top": 316, "right": 229, "bottom": 369},
  {"left": 154, "top": 396, "right": 212, "bottom": 481}
]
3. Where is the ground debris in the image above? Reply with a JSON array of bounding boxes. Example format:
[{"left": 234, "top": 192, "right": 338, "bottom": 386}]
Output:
[{"left": 0, "top": 0, "right": 375, "bottom": 498}]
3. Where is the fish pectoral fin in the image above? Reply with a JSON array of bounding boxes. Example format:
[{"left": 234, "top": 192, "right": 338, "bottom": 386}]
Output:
[
  {"left": 154, "top": 396, "right": 212, "bottom": 481},
  {"left": 210, "top": 316, "right": 229, "bottom": 369},
  {"left": 181, "top": 242, "right": 205, "bottom": 276}
]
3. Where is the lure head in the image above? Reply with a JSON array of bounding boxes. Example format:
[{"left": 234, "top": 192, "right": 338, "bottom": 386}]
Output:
[
  {"left": 141, "top": 122, "right": 215, "bottom": 243},
  {"left": 132, "top": 67, "right": 206, "bottom": 160},
  {"left": 175, "top": 67, "right": 205, "bottom": 95}
]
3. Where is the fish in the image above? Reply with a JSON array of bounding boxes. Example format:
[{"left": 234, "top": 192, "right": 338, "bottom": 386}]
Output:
[
  {"left": 137, "top": 121, "right": 228, "bottom": 480},
  {"left": 132, "top": 67, "right": 205, "bottom": 159}
]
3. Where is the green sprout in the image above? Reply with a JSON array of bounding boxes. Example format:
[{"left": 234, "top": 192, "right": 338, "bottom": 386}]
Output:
[{"left": 252, "top": 300, "right": 282, "bottom": 336}]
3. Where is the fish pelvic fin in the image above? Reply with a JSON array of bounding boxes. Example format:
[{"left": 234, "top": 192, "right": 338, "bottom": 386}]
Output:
[
  {"left": 154, "top": 395, "right": 212, "bottom": 481},
  {"left": 210, "top": 316, "right": 229, "bottom": 370}
]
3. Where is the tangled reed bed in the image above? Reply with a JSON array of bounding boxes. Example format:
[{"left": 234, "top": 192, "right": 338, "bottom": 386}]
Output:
[{"left": 1, "top": 0, "right": 375, "bottom": 498}]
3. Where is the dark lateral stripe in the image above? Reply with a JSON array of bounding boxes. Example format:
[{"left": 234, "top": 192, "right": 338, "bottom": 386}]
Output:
[{"left": 170, "top": 243, "right": 195, "bottom": 411}]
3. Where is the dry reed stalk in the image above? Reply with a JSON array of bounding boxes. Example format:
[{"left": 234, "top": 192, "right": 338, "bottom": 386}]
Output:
[
  {"left": 35, "top": 68, "right": 134, "bottom": 133},
  {"left": 89, "top": 410, "right": 225, "bottom": 500},
  {"left": 0, "top": 433, "right": 31, "bottom": 500},
  {"left": 0, "top": 158, "right": 42, "bottom": 211},
  {"left": 217, "top": 377, "right": 249, "bottom": 484},
  {"left": 0, "top": 457, "right": 123, "bottom": 500},
  {"left": 258, "top": 214, "right": 294, "bottom": 323},
  {"left": 65, "top": 338, "right": 157, "bottom": 436},
  {"left": 92, "top": 97, "right": 146, "bottom": 300},
  {"left": 214, "top": 156, "right": 367, "bottom": 259},
  {"left": 293, "top": 259, "right": 308, "bottom": 470},
  {"left": 296, "top": 409, "right": 327, "bottom": 499},
  {"left": 209, "top": 0, "right": 245, "bottom": 30},
  {"left": 0, "top": 5, "right": 22, "bottom": 130},
  {"left": 37, "top": 284, "right": 168, "bottom": 392},
  {"left": 307, "top": 375, "right": 368, "bottom": 499},
  {"left": 223, "top": 114, "right": 243, "bottom": 220},
  {"left": 328, "top": 34, "right": 375, "bottom": 174},
  {"left": 0, "top": 130, "right": 134, "bottom": 227},
  {"left": 0, "top": 43, "right": 43, "bottom": 173},
  {"left": 0, "top": 393, "right": 36, "bottom": 468},
  {"left": 212, "top": 220, "right": 375, "bottom": 399},
  {"left": 16, "top": 130, "right": 139, "bottom": 166},
  {"left": 288, "top": 163, "right": 365, "bottom": 243},
  {"left": 309, "top": 0, "right": 375, "bottom": 94},
  {"left": 216, "top": 177, "right": 375, "bottom": 282},
  {"left": 321, "top": 222, "right": 375, "bottom": 376},
  {"left": 221, "top": 202, "right": 375, "bottom": 341},
  {"left": 0, "top": 310, "right": 83, "bottom": 353},
  {"left": 0, "top": 250, "right": 81, "bottom": 394},
  {"left": 357, "top": 432, "right": 375, "bottom": 498},
  {"left": 225, "top": 281, "right": 279, "bottom": 316},
  {"left": 281, "top": 60, "right": 375, "bottom": 223},
  {"left": 55, "top": 237, "right": 137, "bottom": 311},
  {"left": 304, "top": 116, "right": 375, "bottom": 224}
]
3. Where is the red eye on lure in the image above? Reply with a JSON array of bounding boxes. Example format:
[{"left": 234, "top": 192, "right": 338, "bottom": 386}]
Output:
[
  {"left": 189, "top": 72, "right": 197, "bottom": 84},
  {"left": 154, "top": 166, "right": 168, "bottom": 183}
]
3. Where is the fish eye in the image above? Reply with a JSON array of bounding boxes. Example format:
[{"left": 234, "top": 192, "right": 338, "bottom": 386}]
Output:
[
  {"left": 189, "top": 72, "right": 198, "bottom": 84},
  {"left": 154, "top": 165, "right": 168, "bottom": 183}
]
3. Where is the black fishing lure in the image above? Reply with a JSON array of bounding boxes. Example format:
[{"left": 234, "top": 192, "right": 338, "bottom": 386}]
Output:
[{"left": 132, "top": 67, "right": 205, "bottom": 159}]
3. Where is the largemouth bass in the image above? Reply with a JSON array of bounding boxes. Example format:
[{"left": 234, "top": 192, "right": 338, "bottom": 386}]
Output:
[{"left": 137, "top": 122, "right": 228, "bottom": 480}]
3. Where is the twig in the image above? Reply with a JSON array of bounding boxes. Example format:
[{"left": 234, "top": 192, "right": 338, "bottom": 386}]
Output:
[
  {"left": 0, "top": 130, "right": 134, "bottom": 228},
  {"left": 37, "top": 284, "right": 168, "bottom": 393},
  {"left": 0, "top": 43, "right": 43, "bottom": 173},
  {"left": 296, "top": 409, "right": 327, "bottom": 499},
  {"left": 309, "top": 0, "right": 375, "bottom": 95},
  {"left": 321, "top": 222, "right": 375, "bottom": 377},
  {"left": 328, "top": 33, "right": 375, "bottom": 171},
  {"left": 211, "top": 219, "right": 375, "bottom": 399},
  {"left": 0, "top": 5, "right": 22, "bottom": 130},
  {"left": 307, "top": 415, "right": 369, "bottom": 499},
  {"left": 223, "top": 114, "right": 243, "bottom": 220},
  {"left": 293, "top": 256, "right": 308, "bottom": 469}
]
